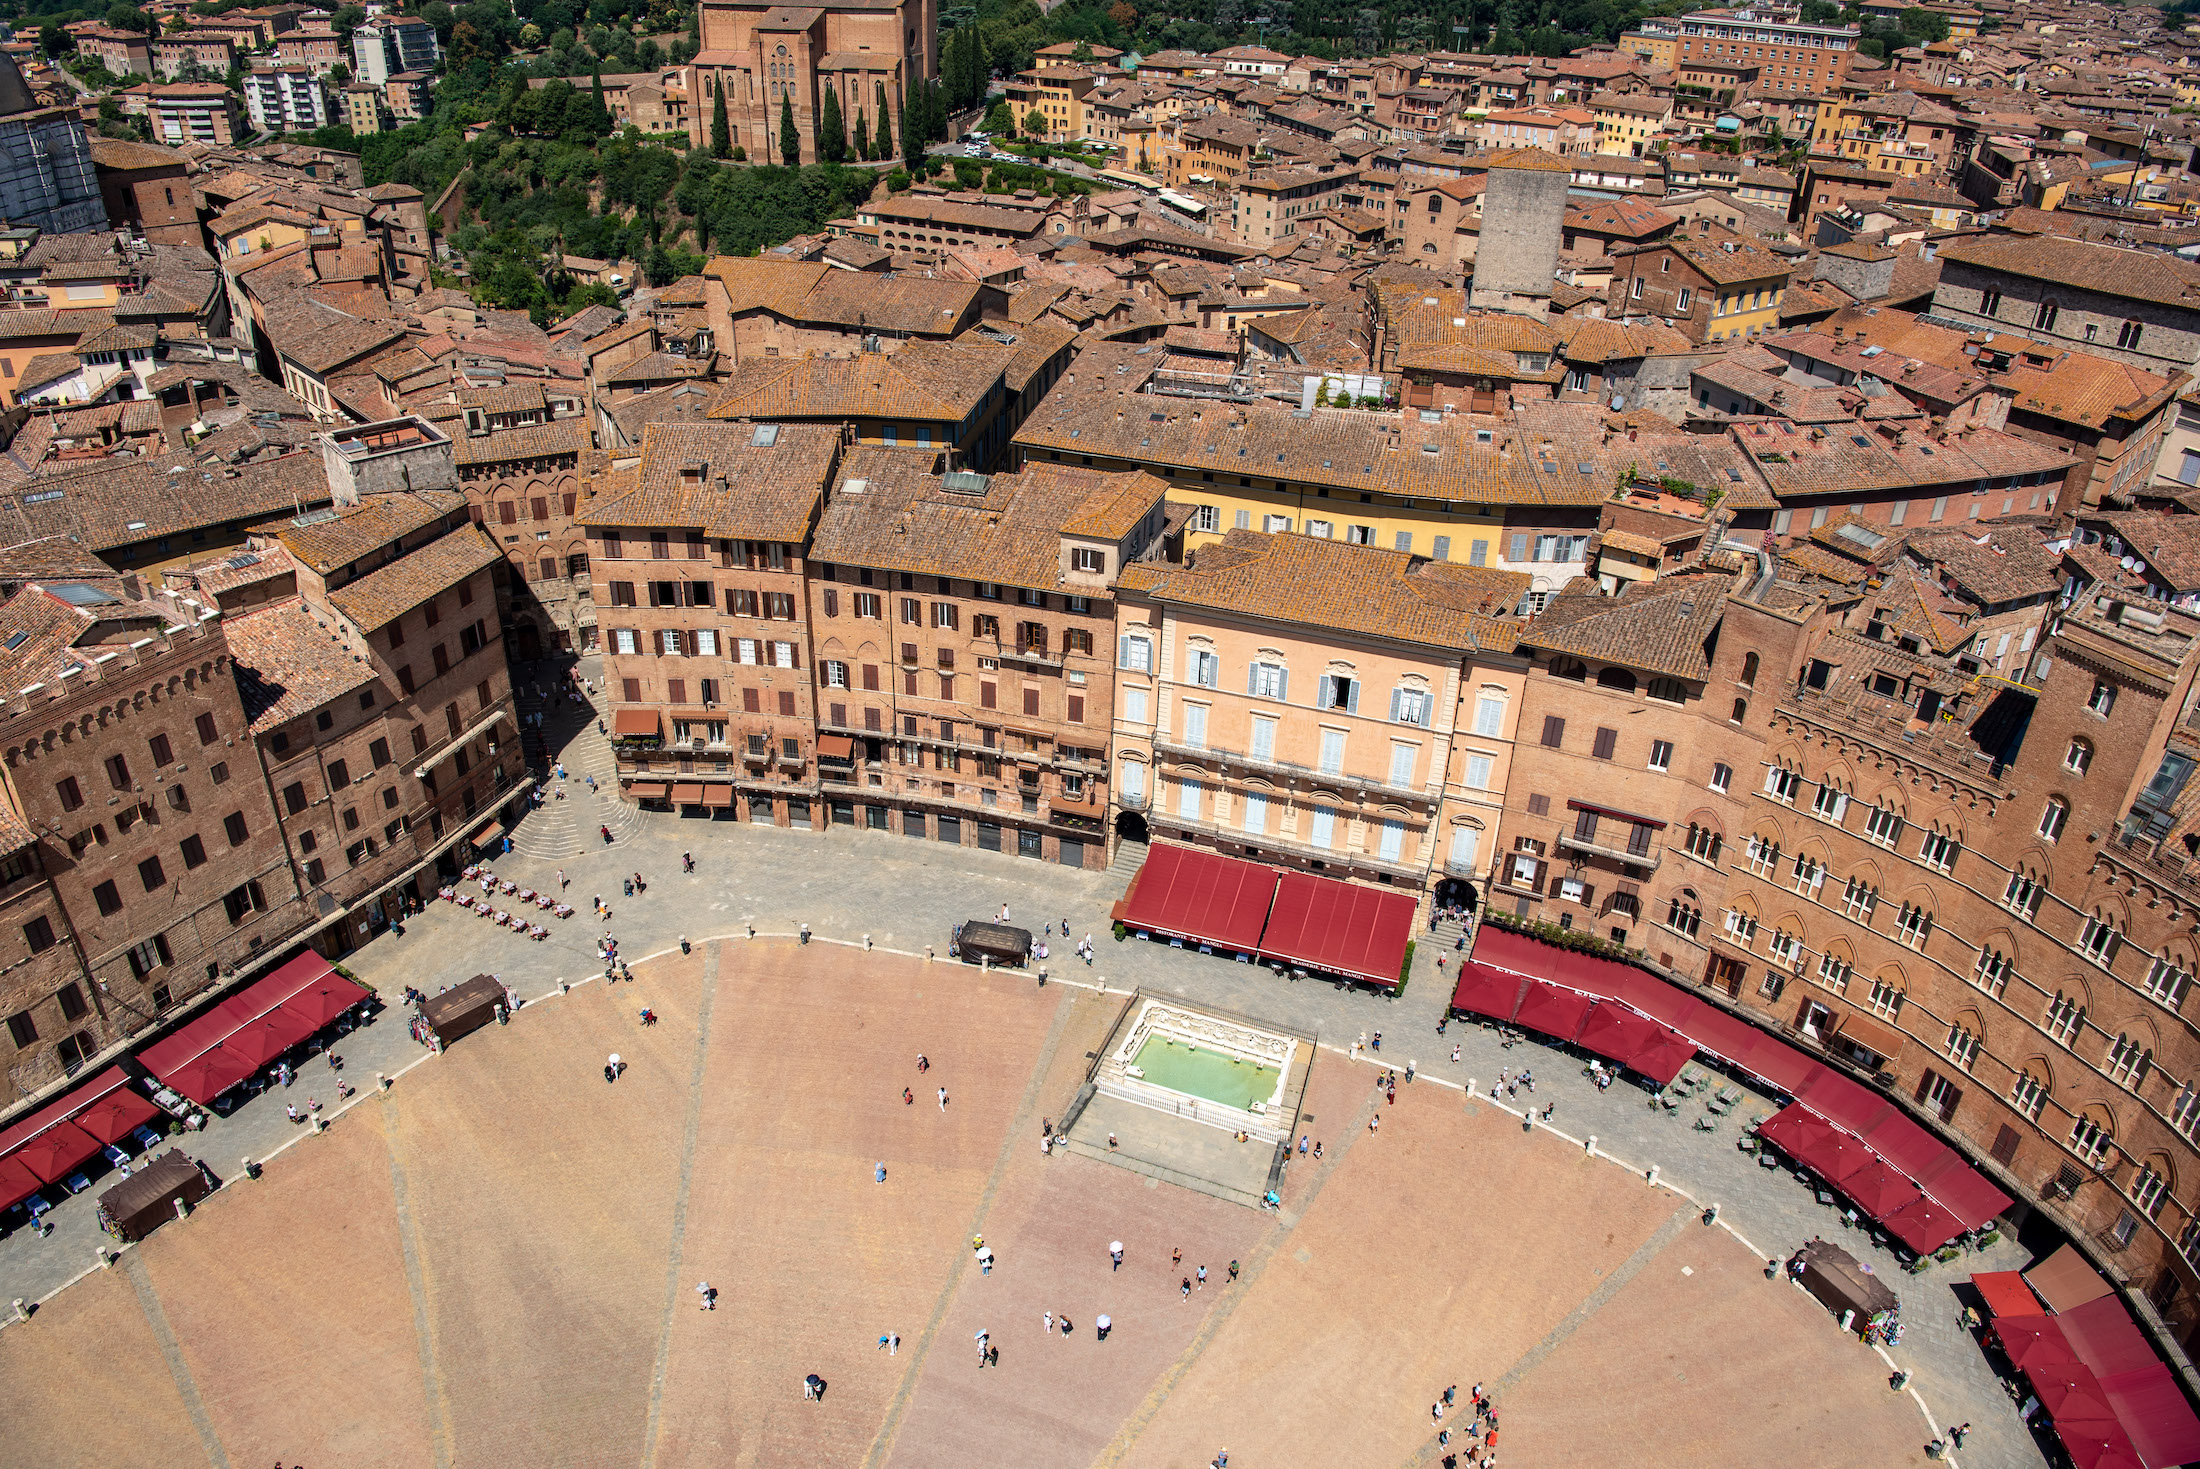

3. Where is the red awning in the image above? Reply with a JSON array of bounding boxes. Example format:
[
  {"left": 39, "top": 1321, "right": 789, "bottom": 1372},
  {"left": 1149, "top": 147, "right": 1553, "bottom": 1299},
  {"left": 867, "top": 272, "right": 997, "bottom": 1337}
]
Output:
[
  {"left": 0, "top": 1153, "right": 42, "bottom": 1213},
  {"left": 611, "top": 709, "right": 661, "bottom": 737},
  {"left": 1913, "top": 1149, "right": 2013, "bottom": 1232},
  {"left": 1576, "top": 1000, "right": 1669, "bottom": 1076},
  {"left": 670, "top": 783, "right": 705, "bottom": 805},
  {"left": 1114, "top": 842, "right": 1276, "bottom": 955},
  {"left": 2060, "top": 1295, "right": 2164, "bottom": 1381},
  {"left": 1756, "top": 1103, "right": 1842, "bottom": 1159},
  {"left": 703, "top": 784, "right": 734, "bottom": 807},
  {"left": 2100, "top": 1370, "right": 2200, "bottom": 1469},
  {"left": 627, "top": 782, "right": 668, "bottom": 799},
  {"left": 1971, "top": 1270, "right": 2042, "bottom": 1321},
  {"left": 64, "top": 1068, "right": 159, "bottom": 1146},
  {"left": 0, "top": 1112, "right": 100, "bottom": 1185},
  {"left": 2035, "top": 1362, "right": 2117, "bottom": 1427},
  {"left": 1626, "top": 1027, "right": 1698, "bottom": 1087},
  {"left": 1837, "top": 1159, "right": 1922, "bottom": 1220},
  {"left": 1257, "top": 872, "right": 1416, "bottom": 987},
  {"left": 1513, "top": 982, "right": 1595, "bottom": 1043},
  {"left": 1995, "top": 1314, "right": 2080, "bottom": 1374},
  {"left": 817, "top": 735, "right": 855, "bottom": 761},
  {"left": 1449, "top": 961, "right": 1525, "bottom": 1022},
  {"left": 1860, "top": 1106, "right": 1950, "bottom": 1181},
  {"left": 1881, "top": 1195, "right": 1966, "bottom": 1255},
  {"left": 0, "top": 1069, "right": 156, "bottom": 1187},
  {"left": 137, "top": 953, "right": 358, "bottom": 1105}
]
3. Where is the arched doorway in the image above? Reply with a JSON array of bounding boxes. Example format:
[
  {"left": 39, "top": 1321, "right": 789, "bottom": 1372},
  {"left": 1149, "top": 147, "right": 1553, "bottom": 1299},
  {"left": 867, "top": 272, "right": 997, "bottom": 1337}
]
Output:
[
  {"left": 1434, "top": 876, "right": 1476, "bottom": 910},
  {"left": 514, "top": 621, "right": 542, "bottom": 662},
  {"left": 1115, "top": 809, "right": 1149, "bottom": 844}
]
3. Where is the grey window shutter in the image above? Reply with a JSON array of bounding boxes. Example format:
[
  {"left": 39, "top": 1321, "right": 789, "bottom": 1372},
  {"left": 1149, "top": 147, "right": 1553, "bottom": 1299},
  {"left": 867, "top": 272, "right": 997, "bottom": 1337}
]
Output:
[
  {"left": 1418, "top": 695, "right": 1433, "bottom": 728},
  {"left": 1389, "top": 688, "right": 1402, "bottom": 722},
  {"left": 1433, "top": 535, "right": 1451, "bottom": 561},
  {"left": 1247, "top": 662, "right": 1259, "bottom": 695},
  {"left": 1347, "top": 680, "right": 1360, "bottom": 714},
  {"left": 1277, "top": 669, "right": 1288, "bottom": 702},
  {"left": 1119, "top": 636, "right": 1132, "bottom": 667}
]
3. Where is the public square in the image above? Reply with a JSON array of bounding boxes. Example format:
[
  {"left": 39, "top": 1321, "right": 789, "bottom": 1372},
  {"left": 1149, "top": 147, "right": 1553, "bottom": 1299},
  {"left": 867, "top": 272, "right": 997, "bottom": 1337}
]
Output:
[{"left": 0, "top": 664, "right": 2047, "bottom": 1467}]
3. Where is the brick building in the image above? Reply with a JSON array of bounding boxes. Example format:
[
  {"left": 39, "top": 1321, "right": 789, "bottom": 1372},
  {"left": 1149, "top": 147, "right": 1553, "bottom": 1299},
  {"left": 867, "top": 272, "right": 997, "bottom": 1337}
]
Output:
[
  {"left": 1487, "top": 544, "right": 2200, "bottom": 1363},
  {"left": 806, "top": 450, "right": 1165, "bottom": 868},
  {"left": 1673, "top": 7, "right": 1860, "bottom": 94},
  {"left": 452, "top": 415, "right": 594, "bottom": 659},
  {"left": 583, "top": 422, "right": 842, "bottom": 827},
  {"left": 0, "top": 564, "right": 302, "bottom": 1102}
]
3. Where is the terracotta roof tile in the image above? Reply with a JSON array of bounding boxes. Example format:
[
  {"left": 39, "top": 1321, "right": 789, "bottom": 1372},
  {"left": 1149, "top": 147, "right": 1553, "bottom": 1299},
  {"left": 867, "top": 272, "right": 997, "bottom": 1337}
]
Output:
[
  {"left": 225, "top": 595, "right": 375, "bottom": 731},
  {"left": 325, "top": 523, "right": 501, "bottom": 632},
  {"left": 580, "top": 421, "right": 840, "bottom": 543}
]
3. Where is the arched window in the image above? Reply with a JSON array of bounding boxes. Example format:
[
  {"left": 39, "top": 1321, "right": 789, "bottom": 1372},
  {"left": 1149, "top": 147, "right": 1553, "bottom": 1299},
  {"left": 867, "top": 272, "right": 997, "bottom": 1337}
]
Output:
[
  {"left": 2069, "top": 1108, "right": 2113, "bottom": 1168},
  {"left": 1596, "top": 666, "right": 1637, "bottom": 693},
  {"left": 2039, "top": 797, "right": 2069, "bottom": 842},
  {"left": 2066, "top": 738, "right": 2093, "bottom": 775},
  {"left": 2045, "top": 989, "right": 2086, "bottom": 1044},
  {"left": 2010, "top": 1061, "right": 2050, "bottom": 1120},
  {"left": 1945, "top": 1013, "right": 1981, "bottom": 1072},
  {"left": 1740, "top": 651, "right": 1759, "bottom": 688},
  {"left": 1547, "top": 656, "right": 1587, "bottom": 681},
  {"left": 1732, "top": 697, "right": 1748, "bottom": 723},
  {"left": 2108, "top": 1032, "right": 2153, "bottom": 1090},
  {"left": 1646, "top": 676, "right": 1686, "bottom": 704}
]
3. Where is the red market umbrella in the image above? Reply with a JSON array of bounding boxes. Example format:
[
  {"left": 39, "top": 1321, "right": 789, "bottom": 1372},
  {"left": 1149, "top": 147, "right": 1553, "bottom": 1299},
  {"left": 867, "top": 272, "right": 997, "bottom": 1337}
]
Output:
[
  {"left": 1757, "top": 1104, "right": 1840, "bottom": 1159},
  {"left": 1995, "top": 1315, "right": 2079, "bottom": 1375},
  {"left": 67, "top": 1075, "right": 159, "bottom": 1147},
  {"left": 3, "top": 1118, "right": 101, "bottom": 1184},
  {"left": 2033, "top": 1364, "right": 2113, "bottom": 1425},
  {"left": 2062, "top": 1431, "right": 2145, "bottom": 1469},
  {"left": 1882, "top": 1195, "right": 1965, "bottom": 1255},
  {"left": 0, "top": 1153, "right": 42, "bottom": 1212},
  {"left": 1836, "top": 1159, "right": 1922, "bottom": 1221}
]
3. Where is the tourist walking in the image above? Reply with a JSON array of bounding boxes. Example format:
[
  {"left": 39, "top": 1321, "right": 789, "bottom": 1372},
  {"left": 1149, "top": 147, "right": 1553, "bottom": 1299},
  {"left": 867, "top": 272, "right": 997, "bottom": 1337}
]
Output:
[
  {"left": 696, "top": 1282, "right": 716, "bottom": 1310},
  {"left": 1110, "top": 1241, "right": 1124, "bottom": 1271},
  {"left": 937, "top": 1087, "right": 949, "bottom": 1110}
]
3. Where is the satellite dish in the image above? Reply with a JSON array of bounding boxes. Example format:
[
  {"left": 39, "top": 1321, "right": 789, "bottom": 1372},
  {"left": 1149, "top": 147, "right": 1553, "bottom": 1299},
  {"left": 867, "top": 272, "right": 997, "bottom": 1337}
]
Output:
[{"left": 2122, "top": 556, "right": 2137, "bottom": 570}]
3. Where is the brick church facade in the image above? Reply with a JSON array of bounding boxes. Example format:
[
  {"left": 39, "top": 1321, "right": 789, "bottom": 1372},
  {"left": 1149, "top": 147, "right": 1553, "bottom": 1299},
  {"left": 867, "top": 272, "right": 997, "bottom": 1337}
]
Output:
[{"left": 688, "top": 0, "right": 936, "bottom": 165}]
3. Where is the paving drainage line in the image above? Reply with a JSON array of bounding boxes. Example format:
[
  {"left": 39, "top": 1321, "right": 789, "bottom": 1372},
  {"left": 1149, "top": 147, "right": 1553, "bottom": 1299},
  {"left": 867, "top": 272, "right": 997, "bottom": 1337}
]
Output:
[
  {"left": 1092, "top": 1086, "right": 1384, "bottom": 1467},
  {"left": 637, "top": 945, "right": 722, "bottom": 1468},
  {"left": 120, "top": 1248, "right": 234, "bottom": 1469},
  {"left": 860, "top": 987, "right": 1081, "bottom": 1469},
  {"left": 383, "top": 1093, "right": 454, "bottom": 1469}
]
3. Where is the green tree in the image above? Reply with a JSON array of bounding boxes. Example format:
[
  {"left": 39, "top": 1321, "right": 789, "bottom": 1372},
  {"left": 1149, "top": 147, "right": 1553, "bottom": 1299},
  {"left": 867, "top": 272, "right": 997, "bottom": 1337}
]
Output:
[
  {"left": 852, "top": 104, "right": 870, "bottom": 161},
  {"left": 1899, "top": 5, "right": 1950, "bottom": 39},
  {"left": 710, "top": 74, "right": 729, "bottom": 157},
  {"left": 984, "top": 98, "right": 1014, "bottom": 134},
  {"left": 900, "top": 75, "right": 923, "bottom": 171},
  {"left": 1024, "top": 106, "right": 1046, "bottom": 138},
  {"left": 38, "top": 23, "right": 68, "bottom": 56},
  {"left": 874, "top": 81, "right": 892, "bottom": 157},
  {"left": 818, "top": 85, "right": 844, "bottom": 163},
  {"left": 779, "top": 91, "right": 799, "bottom": 165}
]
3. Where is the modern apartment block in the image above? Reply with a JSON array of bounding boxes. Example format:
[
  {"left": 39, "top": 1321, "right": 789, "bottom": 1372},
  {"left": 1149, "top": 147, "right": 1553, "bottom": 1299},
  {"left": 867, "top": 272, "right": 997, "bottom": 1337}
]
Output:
[
  {"left": 349, "top": 15, "right": 441, "bottom": 87},
  {"left": 1673, "top": 6, "right": 1860, "bottom": 94},
  {"left": 242, "top": 64, "right": 329, "bottom": 134}
]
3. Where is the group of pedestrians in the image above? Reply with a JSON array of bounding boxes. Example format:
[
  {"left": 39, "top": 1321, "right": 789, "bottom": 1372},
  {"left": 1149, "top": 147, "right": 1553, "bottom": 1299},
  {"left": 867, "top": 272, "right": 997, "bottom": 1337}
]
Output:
[{"left": 1430, "top": 1381, "right": 1502, "bottom": 1465}]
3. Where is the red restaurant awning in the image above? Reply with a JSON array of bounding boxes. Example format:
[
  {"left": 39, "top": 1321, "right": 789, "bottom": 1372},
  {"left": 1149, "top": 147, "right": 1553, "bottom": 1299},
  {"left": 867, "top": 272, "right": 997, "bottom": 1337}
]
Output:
[
  {"left": 611, "top": 709, "right": 661, "bottom": 737},
  {"left": 1836, "top": 1159, "right": 1922, "bottom": 1220},
  {"left": 1258, "top": 873, "right": 1417, "bottom": 988},
  {"left": 1449, "top": 961, "right": 1526, "bottom": 1022},
  {"left": 1971, "top": 1270, "right": 2042, "bottom": 1321},
  {"left": 1469, "top": 926, "right": 2012, "bottom": 1240},
  {"left": 2057, "top": 1295, "right": 2200, "bottom": 1469},
  {"left": 669, "top": 783, "right": 705, "bottom": 805},
  {"left": 2028, "top": 1242, "right": 2118, "bottom": 1314},
  {"left": 0, "top": 1153, "right": 42, "bottom": 1213},
  {"left": 1112, "top": 842, "right": 1276, "bottom": 955},
  {"left": 626, "top": 782, "right": 668, "bottom": 800},
  {"left": 1513, "top": 981, "right": 1595, "bottom": 1043},
  {"left": 817, "top": 735, "right": 855, "bottom": 761},
  {"left": 0, "top": 1114, "right": 99, "bottom": 1185},
  {"left": 138, "top": 953, "right": 365, "bottom": 1105},
  {"left": 703, "top": 784, "right": 734, "bottom": 807},
  {"left": 1576, "top": 1000, "right": 1670, "bottom": 1077},
  {"left": 1996, "top": 1313, "right": 2081, "bottom": 1374},
  {"left": 65, "top": 1068, "right": 159, "bottom": 1147},
  {"left": 1882, "top": 1195, "right": 1966, "bottom": 1255}
]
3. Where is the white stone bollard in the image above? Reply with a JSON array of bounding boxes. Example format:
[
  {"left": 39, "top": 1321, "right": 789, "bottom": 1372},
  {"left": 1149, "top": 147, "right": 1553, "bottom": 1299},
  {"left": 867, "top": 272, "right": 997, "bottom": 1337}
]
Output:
[
  {"left": 1467, "top": 1078, "right": 1477, "bottom": 1099},
  {"left": 311, "top": 1113, "right": 327, "bottom": 1134},
  {"left": 1646, "top": 1165, "right": 1659, "bottom": 1186},
  {"left": 1586, "top": 1136, "right": 1597, "bottom": 1156},
  {"left": 242, "top": 1156, "right": 256, "bottom": 1180},
  {"left": 11, "top": 1297, "right": 26, "bottom": 1323},
  {"left": 1704, "top": 1202, "right": 1721, "bottom": 1225},
  {"left": 174, "top": 1197, "right": 190, "bottom": 1222},
  {"left": 747, "top": 923, "right": 756, "bottom": 939},
  {"left": 863, "top": 934, "right": 873, "bottom": 951},
  {"left": 925, "top": 944, "right": 934, "bottom": 961},
  {"left": 94, "top": 1245, "right": 109, "bottom": 1270}
]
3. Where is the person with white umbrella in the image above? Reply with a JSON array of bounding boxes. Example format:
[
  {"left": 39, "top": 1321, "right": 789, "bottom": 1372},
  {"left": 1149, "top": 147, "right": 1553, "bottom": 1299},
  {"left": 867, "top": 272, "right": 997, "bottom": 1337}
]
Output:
[{"left": 1109, "top": 1240, "right": 1124, "bottom": 1271}]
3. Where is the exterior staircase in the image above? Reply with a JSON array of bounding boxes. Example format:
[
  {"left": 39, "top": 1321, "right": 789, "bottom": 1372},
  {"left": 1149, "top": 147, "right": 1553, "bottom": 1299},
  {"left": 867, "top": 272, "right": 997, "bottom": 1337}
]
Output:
[{"left": 507, "top": 683, "right": 647, "bottom": 860}]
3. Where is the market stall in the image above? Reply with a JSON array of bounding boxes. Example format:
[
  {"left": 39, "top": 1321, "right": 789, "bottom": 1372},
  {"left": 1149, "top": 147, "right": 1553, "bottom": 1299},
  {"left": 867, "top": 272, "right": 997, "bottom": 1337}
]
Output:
[
  {"left": 951, "top": 921, "right": 1032, "bottom": 967},
  {"left": 413, "top": 975, "right": 510, "bottom": 1051},
  {"left": 1792, "top": 1238, "right": 1900, "bottom": 1340},
  {"left": 96, "top": 1150, "right": 212, "bottom": 1243}
]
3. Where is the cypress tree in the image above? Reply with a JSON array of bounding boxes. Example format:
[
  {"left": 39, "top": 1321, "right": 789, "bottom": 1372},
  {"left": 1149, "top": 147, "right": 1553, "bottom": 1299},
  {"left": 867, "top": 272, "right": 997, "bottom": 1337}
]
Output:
[
  {"left": 901, "top": 76, "right": 922, "bottom": 171},
  {"left": 852, "top": 105, "right": 870, "bottom": 161},
  {"left": 710, "top": 74, "right": 730, "bottom": 158},
  {"left": 780, "top": 92, "right": 799, "bottom": 166},
  {"left": 818, "top": 86, "right": 844, "bottom": 163},
  {"left": 875, "top": 81, "right": 892, "bottom": 157}
]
